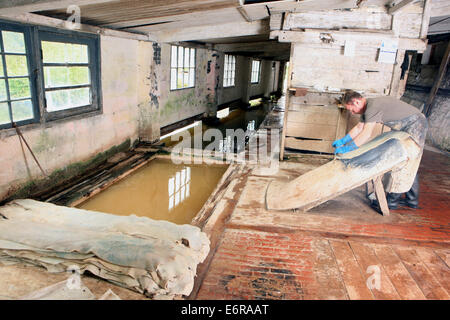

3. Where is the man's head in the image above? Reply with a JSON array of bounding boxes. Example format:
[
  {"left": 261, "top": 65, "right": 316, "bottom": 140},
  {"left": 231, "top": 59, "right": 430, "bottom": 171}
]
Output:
[{"left": 341, "top": 90, "right": 366, "bottom": 114}]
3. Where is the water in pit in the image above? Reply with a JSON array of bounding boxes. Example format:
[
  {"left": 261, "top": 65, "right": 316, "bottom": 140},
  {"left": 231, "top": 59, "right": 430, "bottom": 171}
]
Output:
[
  {"left": 161, "top": 103, "right": 271, "bottom": 153},
  {"left": 77, "top": 158, "right": 227, "bottom": 225}
]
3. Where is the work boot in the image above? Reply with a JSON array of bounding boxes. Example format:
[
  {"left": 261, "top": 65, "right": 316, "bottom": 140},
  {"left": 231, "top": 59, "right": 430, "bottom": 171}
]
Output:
[
  {"left": 370, "top": 192, "right": 403, "bottom": 212},
  {"left": 386, "top": 192, "right": 403, "bottom": 210},
  {"left": 402, "top": 175, "right": 420, "bottom": 208}
]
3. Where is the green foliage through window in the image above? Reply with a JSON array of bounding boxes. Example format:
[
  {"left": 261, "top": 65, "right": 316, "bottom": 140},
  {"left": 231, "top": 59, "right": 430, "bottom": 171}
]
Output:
[
  {"left": 170, "top": 45, "right": 195, "bottom": 90},
  {"left": 0, "top": 29, "right": 34, "bottom": 125}
]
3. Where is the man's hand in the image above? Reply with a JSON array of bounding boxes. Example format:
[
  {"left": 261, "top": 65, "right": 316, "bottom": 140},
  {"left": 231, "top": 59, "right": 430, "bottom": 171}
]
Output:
[
  {"left": 334, "top": 141, "right": 358, "bottom": 154},
  {"left": 332, "top": 133, "right": 352, "bottom": 148}
]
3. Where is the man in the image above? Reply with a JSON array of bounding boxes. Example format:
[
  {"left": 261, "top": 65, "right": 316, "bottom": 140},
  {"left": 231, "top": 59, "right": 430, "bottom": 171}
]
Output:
[{"left": 332, "top": 90, "right": 428, "bottom": 210}]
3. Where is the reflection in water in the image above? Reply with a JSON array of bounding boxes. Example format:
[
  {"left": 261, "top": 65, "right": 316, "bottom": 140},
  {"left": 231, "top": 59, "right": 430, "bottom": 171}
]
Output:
[
  {"left": 247, "top": 120, "right": 256, "bottom": 132},
  {"left": 218, "top": 135, "right": 232, "bottom": 153},
  {"left": 168, "top": 167, "right": 191, "bottom": 211},
  {"left": 77, "top": 159, "right": 227, "bottom": 225},
  {"left": 161, "top": 104, "right": 270, "bottom": 154}
]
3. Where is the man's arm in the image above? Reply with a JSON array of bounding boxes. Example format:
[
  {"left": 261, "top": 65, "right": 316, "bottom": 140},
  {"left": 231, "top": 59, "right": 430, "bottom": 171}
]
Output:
[{"left": 350, "top": 121, "right": 377, "bottom": 147}]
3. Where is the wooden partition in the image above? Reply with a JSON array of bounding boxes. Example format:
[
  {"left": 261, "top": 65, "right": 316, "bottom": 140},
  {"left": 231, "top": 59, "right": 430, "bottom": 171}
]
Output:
[{"left": 284, "top": 94, "right": 348, "bottom": 154}]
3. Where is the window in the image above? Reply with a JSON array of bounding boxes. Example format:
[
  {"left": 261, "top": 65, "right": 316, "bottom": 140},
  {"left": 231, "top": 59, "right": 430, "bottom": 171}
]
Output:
[
  {"left": 39, "top": 29, "right": 100, "bottom": 121},
  {"left": 0, "top": 24, "right": 38, "bottom": 129},
  {"left": 0, "top": 20, "right": 101, "bottom": 130},
  {"left": 251, "top": 60, "right": 261, "bottom": 84},
  {"left": 223, "top": 54, "right": 235, "bottom": 87},
  {"left": 170, "top": 45, "right": 195, "bottom": 90}
]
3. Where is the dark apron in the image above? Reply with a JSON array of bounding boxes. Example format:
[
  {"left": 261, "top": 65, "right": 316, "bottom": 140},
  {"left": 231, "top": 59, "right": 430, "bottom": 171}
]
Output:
[{"left": 384, "top": 112, "right": 428, "bottom": 148}]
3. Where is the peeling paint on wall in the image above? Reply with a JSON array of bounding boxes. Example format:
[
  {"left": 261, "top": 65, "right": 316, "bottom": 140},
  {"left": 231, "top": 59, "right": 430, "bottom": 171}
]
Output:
[{"left": 153, "top": 43, "right": 161, "bottom": 65}]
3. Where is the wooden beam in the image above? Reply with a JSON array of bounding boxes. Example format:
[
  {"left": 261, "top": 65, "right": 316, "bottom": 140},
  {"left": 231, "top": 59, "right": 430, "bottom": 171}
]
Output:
[
  {"left": 279, "top": 43, "right": 295, "bottom": 160},
  {"left": 271, "top": 29, "right": 427, "bottom": 52},
  {"left": 152, "top": 20, "right": 269, "bottom": 43},
  {"left": 373, "top": 175, "right": 390, "bottom": 216},
  {"left": 423, "top": 40, "right": 450, "bottom": 117},
  {"left": 269, "top": 12, "right": 283, "bottom": 31},
  {"left": 268, "top": 0, "right": 358, "bottom": 13},
  {"left": 213, "top": 41, "right": 290, "bottom": 53},
  {"left": 237, "top": 6, "right": 253, "bottom": 22},
  {"left": 0, "top": 0, "right": 116, "bottom": 15},
  {"left": 387, "top": 0, "right": 416, "bottom": 15},
  {"left": 0, "top": 13, "right": 153, "bottom": 42},
  {"left": 99, "top": 7, "right": 245, "bottom": 30},
  {"left": 430, "top": 0, "right": 450, "bottom": 17},
  {"left": 283, "top": 10, "right": 392, "bottom": 31},
  {"left": 234, "top": 0, "right": 358, "bottom": 16},
  {"left": 420, "top": 0, "right": 432, "bottom": 39}
]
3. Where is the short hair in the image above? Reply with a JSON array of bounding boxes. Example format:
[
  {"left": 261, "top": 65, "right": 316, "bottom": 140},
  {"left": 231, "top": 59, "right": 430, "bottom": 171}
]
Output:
[{"left": 342, "top": 90, "right": 363, "bottom": 105}]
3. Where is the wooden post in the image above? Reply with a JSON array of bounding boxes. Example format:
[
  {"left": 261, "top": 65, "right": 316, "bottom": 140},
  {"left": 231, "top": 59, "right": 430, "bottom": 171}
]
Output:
[
  {"left": 423, "top": 41, "right": 450, "bottom": 117},
  {"left": 420, "top": 0, "right": 432, "bottom": 39},
  {"left": 373, "top": 175, "right": 390, "bottom": 216},
  {"left": 279, "top": 44, "right": 294, "bottom": 161}
]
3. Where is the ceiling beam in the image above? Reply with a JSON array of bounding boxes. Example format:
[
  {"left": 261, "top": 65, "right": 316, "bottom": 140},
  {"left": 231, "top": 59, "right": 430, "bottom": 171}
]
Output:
[
  {"left": 141, "top": 20, "right": 270, "bottom": 43},
  {"left": 0, "top": 13, "right": 153, "bottom": 42},
  {"left": 258, "top": 0, "right": 358, "bottom": 13},
  {"left": 387, "top": 0, "right": 416, "bottom": 15},
  {"left": 0, "top": 0, "right": 117, "bottom": 15},
  {"left": 271, "top": 29, "right": 427, "bottom": 52},
  {"left": 430, "top": 0, "right": 450, "bottom": 17},
  {"left": 214, "top": 41, "right": 289, "bottom": 53},
  {"left": 102, "top": 7, "right": 245, "bottom": 34}
]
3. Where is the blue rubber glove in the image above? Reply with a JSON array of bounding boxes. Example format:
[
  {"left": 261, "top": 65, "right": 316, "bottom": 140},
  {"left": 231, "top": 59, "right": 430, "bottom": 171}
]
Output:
[
  {"left": 332, "top": 134, "right": 352, "bottom": 148},
  {"left": 334, "top": 141, "right": 358, "bottom": 154}
]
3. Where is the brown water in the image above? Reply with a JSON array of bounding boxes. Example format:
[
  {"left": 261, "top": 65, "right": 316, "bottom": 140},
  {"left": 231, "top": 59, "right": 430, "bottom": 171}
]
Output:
[
  {"left": 161, "top": 105, "right": 271, "bottom": 153},
  {"left": 77, "top": 158, "right": 227, "bottom": 225}
]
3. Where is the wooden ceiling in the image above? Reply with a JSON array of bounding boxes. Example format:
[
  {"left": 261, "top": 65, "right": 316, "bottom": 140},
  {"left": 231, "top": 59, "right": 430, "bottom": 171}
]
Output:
[
  {"left": 1, "top": 0, "right": 447, "bottom": 60},
  {"left": 38, "top": 0, "right": 240, "bottom": 28}
]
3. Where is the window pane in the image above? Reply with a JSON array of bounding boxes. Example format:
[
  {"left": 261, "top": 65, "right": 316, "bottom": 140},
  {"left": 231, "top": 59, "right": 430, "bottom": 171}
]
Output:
[
  {"left": 178, "top": 47, "right": 183, "bottom": 68},
  {"left": 171, "top": 46, "right": 177, "bottom": 68},
  {"left": 177, "top": 68, "right": 183, "bottom": 88},
  {"left": 184, "top": 47, "right": 190, "bottom": 68},
  {"left": 170, "top": 68, "right": 177, "bottom": 90},
  {"left": 11, "top": 99, "right": 33, "bottom": 122},
  {"left": 183, "top": 68, "right": 189, "bottom": 88},
  {"left": 190, "top": 48, "right": 195, "bottom": 66},
  {"left": 0, "top": 79, "right": 7, "bottom": 101},
  {"left": 2, "top": 31, "right": 26, "bottom": 54},
  {"left": 0, "top": 58, "right": 3, "bottom": 77},
  {"left": 44, "top": 66, "right": 90, "bottom": 88},
  {"left": 46, "top": 87, "right": 91, "bottom": 112},
  {"left": 41, "top": 41, "right": 88, "bottom": 64},
  {"left": 8, "top": 78, "right": 30, "bottom": 99},
  {"left": 5, "top": 55, "right": 29, "bottom": 76},
  {"left": 0, "top": 102, "right": 9, "bottom": 124}
]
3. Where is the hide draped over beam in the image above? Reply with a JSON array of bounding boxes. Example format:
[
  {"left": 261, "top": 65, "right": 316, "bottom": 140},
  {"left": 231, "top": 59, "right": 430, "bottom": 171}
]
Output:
[{"left": 266, "top": 131, "right": 423, "bottom": 211}]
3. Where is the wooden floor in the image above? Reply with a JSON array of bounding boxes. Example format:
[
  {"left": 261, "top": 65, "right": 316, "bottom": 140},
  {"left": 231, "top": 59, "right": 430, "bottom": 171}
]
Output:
[
  {"left": 0, "top": 103, "right": 448, "bottom": 300},
  {"left": 194, "top": 149, "right": 450, "bottom": 300}
]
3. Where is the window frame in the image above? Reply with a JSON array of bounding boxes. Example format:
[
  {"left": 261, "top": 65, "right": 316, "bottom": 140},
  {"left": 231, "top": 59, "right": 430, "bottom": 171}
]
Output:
[
  {"left": 0, "top": 21, "right": 39, "bottom": 130},
  {"left": 251, "top": 59, "right": 261, "bottom": 84},
  {"left": 223, "top": 54, "right": 236, "bottom": 88},
  {"left": 170, "top": 45, "right": 196, "bottom": 91},
  {"left": 37, "top": 26, "right": 102, "bottom": 122}
]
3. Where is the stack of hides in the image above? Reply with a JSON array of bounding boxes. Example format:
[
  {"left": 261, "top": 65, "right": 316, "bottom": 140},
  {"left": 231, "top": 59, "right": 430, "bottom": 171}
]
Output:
[{"left": 0, "top": 199, "right": 210, "bottom": 298}]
